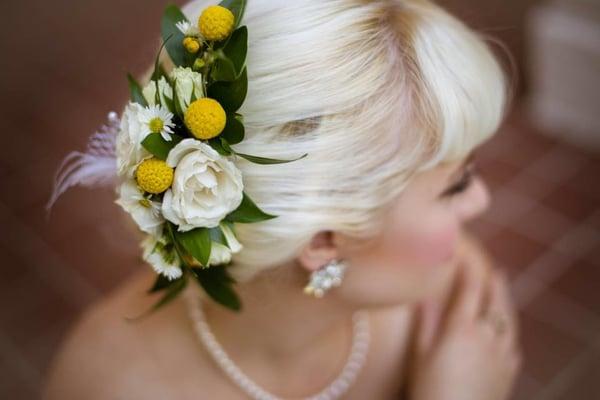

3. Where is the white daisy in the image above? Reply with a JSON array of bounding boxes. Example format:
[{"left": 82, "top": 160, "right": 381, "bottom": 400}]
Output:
[
  {"left": 141, "top": 235, "right": 183, "bottom": 280},
  {"left": 115, "top": 179, "right": 164, "bottom": 236},
  {"left": 176, "top": 20, "right": 202, "bottom": 38},
  {"left": 139, "top": 104, "right": 175, "bottom": 142}
]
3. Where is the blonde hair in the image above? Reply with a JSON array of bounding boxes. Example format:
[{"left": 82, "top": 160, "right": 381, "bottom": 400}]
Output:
[{"left": 142, "top": 0, "right": 509, "bottom": 283}]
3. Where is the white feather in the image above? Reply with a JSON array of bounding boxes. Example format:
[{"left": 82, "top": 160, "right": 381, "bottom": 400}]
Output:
[{"left": 46, "top": 111, "right": 120, "bottom": 215}]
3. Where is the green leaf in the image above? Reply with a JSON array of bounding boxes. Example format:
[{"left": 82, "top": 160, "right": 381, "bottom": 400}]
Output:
[
  {"left": 191, "top": 265, "right": 241, "bottom": 311},
  {"left": 234, "top": 151, "right": 309, "bottom": 165},
  {"left": 161, "top": 5, "right": 194, "bottom": 67},
  {"left": 126, "top": 276, "right": 187, "bottom": 321},
  {"left": 220, "top": 113, "right": 245, "bottom": 144},
  {"left": 171, "top": 77, "right": 184, "bottom": 118},
  {"left": 212, "top": 26, "right": 247, "bottom": 80},
  {"left": 175, "top": 227, "right": 212, "bottom": 267},
  {"left": 211, "top": 54, "right": 237, "bottom": 82},
  {"left": 127, "top": 73, "right": 148, "bottom": 107},
  {"left": 207, "top": 67, "right": 247, "bottom": 112},
  {"left": 147, "top": 277, "right": 187, "bottom": 312},
  {"left": 225, "top": 191, "right": 278, "bottom": 223},
  {"left": 148, "top": 273, "right": 176, "bottom": 293},
  {"left": 141, "top": 133, "right": 183, "bottom": 160},
  {"left": 218, "top": 0, "right": 246, "bottom": 30},
  {"left": 209, "top": 226, "right": 228, "bottom": 246},
  {"left": 207, "top": 137, "right": 232, "bottom": 156},
  {"left": 220, "top": 137, "right": 234, "bottom": 154},
  {"left": 224, "top": 26, "right": 247, "bottom": 77},
  {"left": 152, "top": 36, "right": 171, "bottom": 82}
]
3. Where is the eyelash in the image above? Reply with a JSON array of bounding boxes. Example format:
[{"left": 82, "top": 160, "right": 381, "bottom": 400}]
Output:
[{"left": 441, "top": 164, "right": 476, "bottom": 198}]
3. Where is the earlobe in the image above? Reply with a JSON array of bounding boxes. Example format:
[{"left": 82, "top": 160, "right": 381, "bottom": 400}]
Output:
[{"left": 296, "top": 230, "right": 340, "bottom": 272}]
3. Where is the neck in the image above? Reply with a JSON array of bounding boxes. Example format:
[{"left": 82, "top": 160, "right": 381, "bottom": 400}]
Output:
[{"left": 200, "top": 261, "right": 360, "bottom": 365}]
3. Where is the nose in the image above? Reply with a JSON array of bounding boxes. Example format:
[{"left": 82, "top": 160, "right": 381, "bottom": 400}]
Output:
[{"left": 456, "top": 177, "right": 491, "bottom": 222}]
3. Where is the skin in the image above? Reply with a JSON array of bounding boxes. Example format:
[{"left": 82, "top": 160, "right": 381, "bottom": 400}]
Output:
[{"left": 42, "top": 152, "right": 521, "bottom": 400}]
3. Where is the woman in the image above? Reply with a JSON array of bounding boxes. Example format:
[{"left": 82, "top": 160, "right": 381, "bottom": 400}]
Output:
[{"left": 43, "top": 0, "right": 521, "bottom": 399}]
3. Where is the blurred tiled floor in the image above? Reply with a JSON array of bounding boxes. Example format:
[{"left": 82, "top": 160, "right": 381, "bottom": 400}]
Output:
[
  {"left": 1, "top": 1, "right": 599, "bottom": 399},
  {"left": 468, "top": 111, "right": 600, "bottom": 400},
  {"left": 2, "top": 108, "right": 598, "bottom": 399}
]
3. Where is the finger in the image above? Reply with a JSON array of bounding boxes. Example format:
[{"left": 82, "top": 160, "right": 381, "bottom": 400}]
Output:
[
  {"left": 445, "top": 261, "right": 487, "bottom": 329},
  {"left": 414, "top": 300, "right": 442, "bottom": 354},
  {"left": 496, "top": 270, "right": 519, "bottom": 333},
  {"left": 486, "top": 270, "right": 518, "bottom": 345}
]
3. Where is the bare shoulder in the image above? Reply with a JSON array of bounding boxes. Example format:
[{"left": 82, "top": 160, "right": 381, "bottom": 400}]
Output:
[{"left": 42, "top": 270, "right": 220, "bottom": 399}]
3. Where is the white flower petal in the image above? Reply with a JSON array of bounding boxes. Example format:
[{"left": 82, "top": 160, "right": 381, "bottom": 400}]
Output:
[
  {"left": 162, "top": 139, "right": 244, "bottom": 231},
  {"left": 219, "top": 222, "right": 243, "bottom": 253},
  {"left": 141, "top": 235, "right": 182, "bottom": 280},
  {"left": 115, "top": 180, "right": 164, "bottom": 236}
]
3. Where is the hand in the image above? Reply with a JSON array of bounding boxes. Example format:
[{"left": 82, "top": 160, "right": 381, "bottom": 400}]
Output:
[{"left": 408, "top": 261, "right": 522, "bottom": 400}]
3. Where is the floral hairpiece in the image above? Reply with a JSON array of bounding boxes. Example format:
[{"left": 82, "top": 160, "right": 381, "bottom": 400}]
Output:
[{"left": 47, "top": 0, "right": 307, "bottom": 316}]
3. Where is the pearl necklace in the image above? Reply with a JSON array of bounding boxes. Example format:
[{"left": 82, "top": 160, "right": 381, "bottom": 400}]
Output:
[{"left": 185, "top": 290, "right": 371, "bottom": 400}]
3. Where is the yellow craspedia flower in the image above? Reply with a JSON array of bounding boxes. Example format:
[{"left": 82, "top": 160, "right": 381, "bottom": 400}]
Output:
[
  {"left": 182, "top": 37, "right": 201, "bottom": 54},
  {"left": 198, "top": 5, "right": 235, "bottom": 41},
  {"left": 135, "top": 158, "right": 174, "bottom": 194},
  {"left": 184, "top": 98, "right": 227, "bottom": 140}
]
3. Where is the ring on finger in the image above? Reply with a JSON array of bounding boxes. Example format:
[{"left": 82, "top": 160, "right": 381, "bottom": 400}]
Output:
[{"left": 482, "top": 312, "right": 508, "bottom": 335}]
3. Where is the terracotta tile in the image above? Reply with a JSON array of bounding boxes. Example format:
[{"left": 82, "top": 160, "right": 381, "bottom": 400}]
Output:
[
  {"left": 526, "top": 145, "right": 588, "bottom": 185},
  {"left": 494, "top": 130, "right": 557, "bottom": 170},
  {"left": 0, "top": 241, "right": 32, "bottom": 288},
  {"left": 0, "top": 369, "right": 39, "bottom": 400},
  {"left": 49, "top": 221, "right": 141, "bottom": 293},
  {"left": 0, "top": 109, "right": 64, "bottom": 173},
  {"left": 512, "top": 204, "right": 575, "bottom": 245},
  {"left": 550, "top": 259, "right": 600, "bottom": 315},
  {"left": 510, "top": 372, "right": 543, "bottom": 400},
  {"left": 4, "top": 160, "right": 61, "bottom": 214},
  {"left": 511, "top": 250, "right": 579, "bottom": 308},
  {"left": 485, "top": 188, "right": 538, "bottom": 227},
  {"left": 588, "top": 210, "right": 600, "bottom": 231},
  {"left": 484, "top": 228, "right": 548, "bottom": 278},
  {"left": 0, "top": 270, "right": 81, "bottom": 352},
  {"left": 504, "top": 170, "right": 558, "bottom": 201},
  {"left": 585, "top": 244, "right": 600, "bottom": 268},
  {"left": 517, "top": 308, "right": 586, "bottom": 384},
  {"left": 20, "top": 316, "right": 79, "bottom": 377},
  {"left": 477, "top": 129, "right": 519, "bottom": 161},
  {"left": 554, "top": 223, "right": 600, "bottom": 259},
  {"left": 0, "top": 202, "right": 100, "bottom": 305},
  {"left": 567, "top": 157, "right": 600, "bottom": 201},
  {"left": 15, "top": 188, "right": 122, "bottom": 249},
  {"left": 467, "top": 216, "right": 503, "bottom": 242},
  {"left": 527, "top": 285, "right": 600, "bottom": 343},
  {"left": 559, "top": 352, "right": 600, "bottom": 400},
  {"left": 477, "top": 157, "right": 522, "bottom": 187},
  {"left": 541, "top": 184, "right": 600, "bottom": 221}
]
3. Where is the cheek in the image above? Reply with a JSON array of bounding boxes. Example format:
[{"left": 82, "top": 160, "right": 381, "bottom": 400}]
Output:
[{"left": 385, "top": 220, "right": 460, "bottom": 266}]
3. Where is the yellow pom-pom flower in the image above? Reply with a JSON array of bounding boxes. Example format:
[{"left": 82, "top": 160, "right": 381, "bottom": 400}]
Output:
[
  {"left": 182, "top": 37, "right": 201, "bottom": 54},
  {"left": 135, "top": 158, "right": 174, "bottom": 194},
  {"left": 184, "top": 98, "right": 227, "bottom": 140},
  {"left": 198, "top": 5, "right": 235, "bottom": 41}
]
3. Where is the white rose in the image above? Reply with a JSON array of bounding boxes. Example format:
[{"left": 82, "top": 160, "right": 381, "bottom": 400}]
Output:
[
  {"left": 115, "top": 180, "right": 164, "bottom": 236},
  {"left": 170, "top": 67, "right": 204, "bottom": 112},
  {"left": 141, "top": 235, "right": 182, "bottom": 280},
  {"left": 142, "top": 76, "right": 173, "bottom": 107},
  {"left": 115, "top": 102, "right": 151, "bottom": 177},
  {"left": 162, "top": 139, "right": 244, "bottom": 231}
]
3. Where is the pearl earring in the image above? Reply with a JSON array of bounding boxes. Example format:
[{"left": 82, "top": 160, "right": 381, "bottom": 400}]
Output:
[{"left": 303, "top": 258, "right": 348, "bottom": 298}]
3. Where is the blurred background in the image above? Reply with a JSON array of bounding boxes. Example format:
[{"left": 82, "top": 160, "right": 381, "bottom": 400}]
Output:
[{"left": 0, "top": 0, "right": 598, "bottom": 399}]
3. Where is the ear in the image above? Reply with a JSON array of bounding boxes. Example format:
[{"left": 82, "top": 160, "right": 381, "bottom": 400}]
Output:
[{"left": 296, "top": 230, "right": 340, "bottom": 273}]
